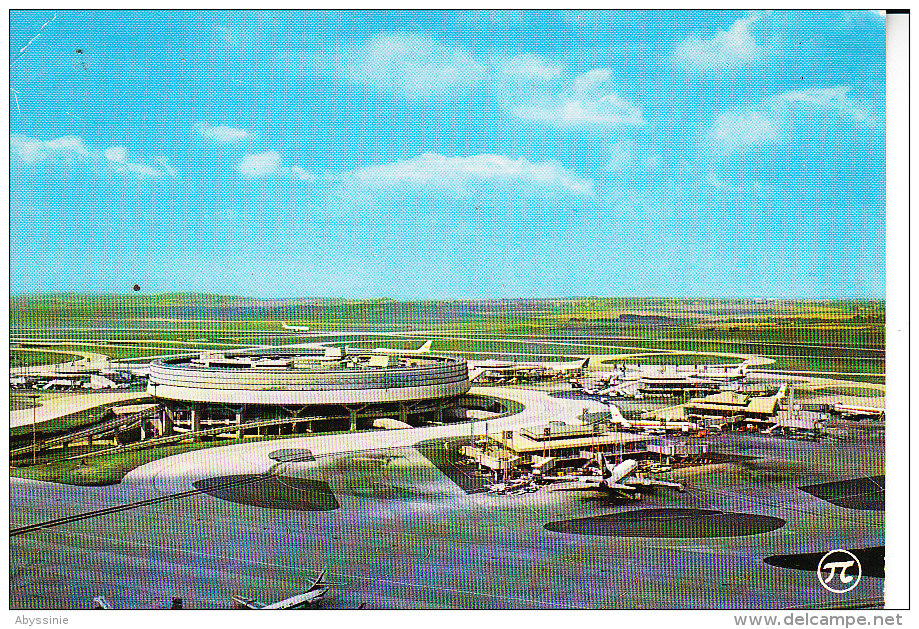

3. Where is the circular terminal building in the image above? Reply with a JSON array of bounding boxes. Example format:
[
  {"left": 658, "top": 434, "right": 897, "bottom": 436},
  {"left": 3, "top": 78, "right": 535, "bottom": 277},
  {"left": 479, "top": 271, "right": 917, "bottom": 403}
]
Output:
[{"left": 147, "top": 348, "right": 471, "bottom": 436}]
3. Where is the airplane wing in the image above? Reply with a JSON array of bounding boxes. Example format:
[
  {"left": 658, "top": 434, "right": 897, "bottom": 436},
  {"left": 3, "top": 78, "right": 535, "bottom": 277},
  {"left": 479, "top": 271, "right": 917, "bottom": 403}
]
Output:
[
  {"left": 548, "top": 481, "right": 603, "bottom": 492},
  {"left": 231, "top": 595, "right": 266, "bottom": 609},
  {"left": 623, "top": 477, "right": 685, "bottom": 491}
]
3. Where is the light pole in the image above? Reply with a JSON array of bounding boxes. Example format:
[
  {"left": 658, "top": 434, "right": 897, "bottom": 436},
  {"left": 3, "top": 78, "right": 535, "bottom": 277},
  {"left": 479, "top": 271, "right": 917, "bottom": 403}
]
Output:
[{"left": 29, "top": 393, "right": 39, "bottom": 465}]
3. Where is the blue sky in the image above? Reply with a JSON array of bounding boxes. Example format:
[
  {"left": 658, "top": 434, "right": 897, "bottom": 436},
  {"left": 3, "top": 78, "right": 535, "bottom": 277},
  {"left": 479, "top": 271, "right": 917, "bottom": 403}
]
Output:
[{"left": 10, "top": 10, "right": 886, "bottom": 299}]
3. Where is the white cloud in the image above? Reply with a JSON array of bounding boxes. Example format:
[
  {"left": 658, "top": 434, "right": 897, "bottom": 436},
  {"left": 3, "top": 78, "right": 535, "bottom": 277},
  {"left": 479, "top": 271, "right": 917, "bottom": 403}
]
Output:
[
  {"left": 345, "top": 153, "right": 595, "bottom": 198},
  {"left": 334, "top": 33, "right": 486, "bottom": 100},
  {"left": 709, "top": 85, "right": 879, "bottom": 155},
  {"left": 12, "top": 135, "right": 90, "bottom": 162},
  {"left": 513, "top": 68, "right": 644, "bottom": 127},
  {"left": 710, "top": 110, "right": 780, "bottom": 155},
  {"left": 495, "top": 53, "right": 563, "bottom": 81},
  {"left": 155, "top": 157, "right": 178, "bottom": 178},
  {"left": 774, "top": 85, "right": 878, "bottom": 125},
  {"left": 238, "top": 151, "right": 281, "bottom": 177},
  {"left": 104, "top": 146, "right": 126, "bottom": 162},
  {"left": 572, "top": 68, "right": 612, "bottom": 94},
  {"left": 517, "top": 96, "right": 644, "bottom": 127},
  {"left": 289, "top": 166, "right": 317, "bottom": 182},
  {"left": 606, "top": 142, "right": 663, "bottom": 173},
  {"left": 111, "top": 162, "right": 163, "bottom": 178},
  {"left": 11, "top": 135, "right": 169, "bottom": 178},
  {"left": 10, "top": 136, "right": 46, "bottom": 162},
  {"left": 237, "top": 151, "right": 315, "bottom": 181},
  {"left": 102, "top": 145, "right": 163, "bottom": 177},
  {"left": 642, "top": 153, "right": 662, "bottom": 170},
  {"left": 44, "top": 136, "right": 91, "bottom": 156},
  {"left": 606, "top": 141, "right": 634, "bottom": 172},
  {"left": 843, "top": 10, "right": 886, "bottom": 24},
  {"left": 671, "top": 12, "right": 766, "bottom": 71},
  {"left": 196, "top": 123, "right": 250, "bottom": 142}
]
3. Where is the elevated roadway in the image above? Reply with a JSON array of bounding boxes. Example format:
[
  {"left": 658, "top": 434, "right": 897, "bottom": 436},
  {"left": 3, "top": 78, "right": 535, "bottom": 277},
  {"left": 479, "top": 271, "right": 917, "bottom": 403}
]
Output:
[{"left": 10, "top": 390, "right": 151, "bottom": 428}]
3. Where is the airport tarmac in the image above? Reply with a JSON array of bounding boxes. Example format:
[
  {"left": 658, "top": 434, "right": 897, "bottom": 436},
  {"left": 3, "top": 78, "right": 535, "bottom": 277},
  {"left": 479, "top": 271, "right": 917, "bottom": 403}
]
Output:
[{"left": 10, "top": 387, "right": 884, "bottom": 609}]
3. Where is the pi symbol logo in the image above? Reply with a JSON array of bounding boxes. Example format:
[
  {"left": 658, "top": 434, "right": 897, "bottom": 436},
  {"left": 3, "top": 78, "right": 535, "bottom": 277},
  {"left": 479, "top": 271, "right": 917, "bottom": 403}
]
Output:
[{"left": 817, "top": 549, "right": 862, "bottom": 593}]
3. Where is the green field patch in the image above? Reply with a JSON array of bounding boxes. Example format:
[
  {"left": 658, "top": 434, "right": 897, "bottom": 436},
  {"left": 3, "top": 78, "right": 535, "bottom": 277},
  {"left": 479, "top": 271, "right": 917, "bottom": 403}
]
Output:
[
  {"left": 763, "top": 355, "right": 885, "bottom": 374},
  {"left": 604, "top": 353, "right": 740, "bottom": 366},
  {"left": 11, "top": 349, "right": 81, "bottom": 368},
  {"left": 812, "top": 385, "right": 884, "bottom": 397},
  {"left": 10, "top": 395, "right": 41, "bottom": 411},
  {"left": 30, "top": 344, "right": 227, "bottom": 360},
  {"left": 9, "top": 400, "right": 121, "bottom": 442},
  {"left": 9, "top": 434, "right": 295, "bottom": 486}
]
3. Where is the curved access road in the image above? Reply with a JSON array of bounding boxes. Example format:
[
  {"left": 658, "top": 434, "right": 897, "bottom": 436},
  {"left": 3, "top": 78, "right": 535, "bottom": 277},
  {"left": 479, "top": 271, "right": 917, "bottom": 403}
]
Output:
[
  {"left": 124, "top": 386, "right": 607, "bottom": 496},
  {"left": 11, "top": 347, "right": 112, "bottom": 375}
]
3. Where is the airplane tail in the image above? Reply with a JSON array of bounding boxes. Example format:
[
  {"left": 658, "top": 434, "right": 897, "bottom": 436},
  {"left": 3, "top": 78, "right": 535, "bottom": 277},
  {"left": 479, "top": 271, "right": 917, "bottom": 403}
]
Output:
[
  {"left": 310, "top": 568, "right": 329, "bottom": 590},
  {"left": 418, "top": 340, "right": 432, "bottom": 353},
  {"left": 92, "top": 595, "right": 113, "bottom": 610},
  {"left": 598, "top": 452, "right": 612, "bottom": 479}
]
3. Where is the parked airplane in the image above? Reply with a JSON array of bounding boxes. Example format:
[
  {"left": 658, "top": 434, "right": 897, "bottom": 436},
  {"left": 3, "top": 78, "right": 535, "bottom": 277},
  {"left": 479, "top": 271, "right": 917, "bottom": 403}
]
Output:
[
  {"left": 92, "top": 595, "right": 114, "bottom": 610},
  {"left": 834, "top": 403, "right": 885, "bottom": 417},
  {"left": 233, "top": 569, "right": 329, "bottom": 609},
  {"left": 281, "top": 321, "right": 311, "bottom": 332},
  {"left": 372, "top": 340, "right": 432, "bottom": 355},
  {"left": 488, "top": 478, "right": 538, "bottom": 494},
  {"left": 548, "top": 454, "right": 685, "bottom": 498},
  {"left": 699, "top": 363, "right": 748, "bottom": 381}
]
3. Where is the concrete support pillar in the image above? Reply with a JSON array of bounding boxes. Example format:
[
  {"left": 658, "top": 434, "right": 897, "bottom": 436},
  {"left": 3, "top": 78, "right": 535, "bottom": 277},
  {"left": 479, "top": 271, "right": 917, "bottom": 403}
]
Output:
[
  {"left": 191, "top": 405, "right": 201, "bottom": 441},
  {"left": 87, "top": 434, "right": 93, "bottom": 447},
  {"left": 155, "top": 405, "right": 175, "bottom": 437},
  {"left": 349, "top": 408, "right": 358, "bottom": 432},
  {"left": 236, "top": 406, "right": 245, "bottom": 440},
  {"left": 398, "top": 402, "right": 407, "bottom": 426},
  {"left": 152, "top": 408, "right": 163, "bottom": 436},
  {"left": 140, "top": 423, "right": 148, "bottom": 441}
]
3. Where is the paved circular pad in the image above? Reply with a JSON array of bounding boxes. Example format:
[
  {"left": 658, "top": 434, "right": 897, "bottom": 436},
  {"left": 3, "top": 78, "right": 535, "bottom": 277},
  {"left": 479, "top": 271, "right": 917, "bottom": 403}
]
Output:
[
  {"left": 269, "top": 448, "right": 317, "bottom": 463},
  {"left": 545, "top": 508, "right": 785, "bottom": 538},
  {"left": 194, "top": 474, "right": 339, "bottom": 511}
]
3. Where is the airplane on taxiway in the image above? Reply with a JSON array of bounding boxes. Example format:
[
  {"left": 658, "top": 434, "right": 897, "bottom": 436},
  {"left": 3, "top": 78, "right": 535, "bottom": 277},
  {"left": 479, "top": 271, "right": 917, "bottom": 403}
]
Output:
[{"left": 233, "top": 568, "right": 330, "bottom": 609}]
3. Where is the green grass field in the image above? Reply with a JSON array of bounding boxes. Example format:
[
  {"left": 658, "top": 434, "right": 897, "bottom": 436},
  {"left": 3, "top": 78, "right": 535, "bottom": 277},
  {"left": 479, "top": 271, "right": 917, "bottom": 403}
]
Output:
[
  {"left": 10, "top": 349, "right": 81, "bottom": 368},
  {"left": 9, "top": 436, "right": 286, "bottom": 485},
  {"left": 10, "top": 395, "right": 40, "bottom": 411}
]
